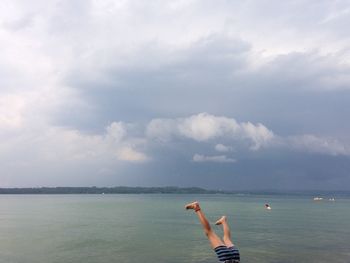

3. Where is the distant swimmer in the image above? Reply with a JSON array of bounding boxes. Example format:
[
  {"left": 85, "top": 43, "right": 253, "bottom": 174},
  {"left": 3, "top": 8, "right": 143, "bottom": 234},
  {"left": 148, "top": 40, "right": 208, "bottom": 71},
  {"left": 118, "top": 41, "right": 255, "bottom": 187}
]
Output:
[
  {"left": 265, "top": 203, "right": 271, "bottom": 210},
  {"left": 185, "top": 201, "right": 240, "bottom": 263}
]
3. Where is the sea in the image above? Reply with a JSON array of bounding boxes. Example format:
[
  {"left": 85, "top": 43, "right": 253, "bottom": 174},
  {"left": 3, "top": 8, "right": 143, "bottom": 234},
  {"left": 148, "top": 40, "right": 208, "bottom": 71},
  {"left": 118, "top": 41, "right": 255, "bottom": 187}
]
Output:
[{"left": 0, "top": 194, "right": 349, "bottom": 263}]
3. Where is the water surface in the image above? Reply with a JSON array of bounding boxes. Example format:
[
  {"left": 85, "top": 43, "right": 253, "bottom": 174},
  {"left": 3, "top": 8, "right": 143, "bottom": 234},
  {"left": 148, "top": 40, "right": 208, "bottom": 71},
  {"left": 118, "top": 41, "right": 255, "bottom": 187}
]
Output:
[{"left": 0, "top": 194, "right": 349, "bottom": 263}]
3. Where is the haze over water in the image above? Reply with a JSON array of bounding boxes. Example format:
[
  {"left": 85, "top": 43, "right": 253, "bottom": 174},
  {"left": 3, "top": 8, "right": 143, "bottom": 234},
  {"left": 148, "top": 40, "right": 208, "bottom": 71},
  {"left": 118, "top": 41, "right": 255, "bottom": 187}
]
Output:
[{"left": 1, "top": 194, "right": 349, "bottom": 263}]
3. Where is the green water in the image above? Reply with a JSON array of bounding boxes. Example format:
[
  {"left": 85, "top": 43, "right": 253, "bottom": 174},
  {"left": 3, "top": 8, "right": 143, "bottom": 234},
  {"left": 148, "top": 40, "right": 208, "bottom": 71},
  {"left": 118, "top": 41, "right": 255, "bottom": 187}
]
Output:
[{"left": 0, "top": 194, "right": 349, "bottom": 263}]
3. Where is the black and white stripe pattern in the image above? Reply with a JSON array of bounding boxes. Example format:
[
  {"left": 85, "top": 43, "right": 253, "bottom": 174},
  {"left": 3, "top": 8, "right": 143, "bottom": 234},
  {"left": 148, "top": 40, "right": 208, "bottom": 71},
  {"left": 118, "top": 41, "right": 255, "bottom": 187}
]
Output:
[{"left": 214, "top": 245, "right": 240, "bottom": 263}]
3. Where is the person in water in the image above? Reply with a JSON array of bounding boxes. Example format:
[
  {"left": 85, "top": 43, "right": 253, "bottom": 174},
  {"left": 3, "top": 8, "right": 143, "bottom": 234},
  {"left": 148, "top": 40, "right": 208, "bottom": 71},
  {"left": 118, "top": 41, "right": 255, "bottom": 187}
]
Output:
[{"left": 185, "top": 201, "right": 240, "bottom": 263}]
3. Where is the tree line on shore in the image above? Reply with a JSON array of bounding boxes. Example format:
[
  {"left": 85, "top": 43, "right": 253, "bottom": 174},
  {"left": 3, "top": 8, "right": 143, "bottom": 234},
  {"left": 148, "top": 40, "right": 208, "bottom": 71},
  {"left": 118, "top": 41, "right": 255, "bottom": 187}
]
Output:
[{"left": 0, "top": 186, "right": 219, "bottom": 194}]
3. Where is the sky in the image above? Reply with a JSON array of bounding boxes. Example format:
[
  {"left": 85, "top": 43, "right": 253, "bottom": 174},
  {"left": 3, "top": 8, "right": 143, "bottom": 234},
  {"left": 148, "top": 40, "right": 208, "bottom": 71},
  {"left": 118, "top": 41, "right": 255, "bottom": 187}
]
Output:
[{"left": 1, "top": 0, "right": 350, "bottom": 190}]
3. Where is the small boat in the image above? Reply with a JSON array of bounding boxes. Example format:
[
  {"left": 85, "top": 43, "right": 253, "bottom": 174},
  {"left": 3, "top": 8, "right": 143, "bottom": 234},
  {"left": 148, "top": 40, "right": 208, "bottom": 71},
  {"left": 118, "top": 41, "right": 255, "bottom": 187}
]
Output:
[
  {"left": 265, "top": 203, "right": 272, "bottom": 210},
  {"left": 313, "top": 197, "right": 323, "bottom": 201},
  {"left": 329, "top": 198, "right": 335, "bottom": 201}
]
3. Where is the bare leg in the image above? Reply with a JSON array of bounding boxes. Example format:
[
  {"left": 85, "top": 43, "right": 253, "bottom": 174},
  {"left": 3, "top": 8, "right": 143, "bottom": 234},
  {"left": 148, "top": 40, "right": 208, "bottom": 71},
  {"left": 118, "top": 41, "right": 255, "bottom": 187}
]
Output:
[
  {"left": 215, "top": 216, "right": 234, "bottom": 247},
  {"left": 185, "top": 201, "right": 224, "bottom": 249}
]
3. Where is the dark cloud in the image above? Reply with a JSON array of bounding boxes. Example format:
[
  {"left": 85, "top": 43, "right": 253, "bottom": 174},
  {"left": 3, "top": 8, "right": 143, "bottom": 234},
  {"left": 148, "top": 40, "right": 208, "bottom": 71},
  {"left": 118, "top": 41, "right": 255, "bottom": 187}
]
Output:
[
  {"left": 60, "top": 38, "right": 350, "bottom": 138},
  {"left": 1, "top": 0, "right": 350, "bottom": 189}
]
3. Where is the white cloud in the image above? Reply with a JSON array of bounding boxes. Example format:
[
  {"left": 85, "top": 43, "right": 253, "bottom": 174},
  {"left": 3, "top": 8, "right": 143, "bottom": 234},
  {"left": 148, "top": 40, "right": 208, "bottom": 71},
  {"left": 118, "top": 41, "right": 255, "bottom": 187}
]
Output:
[
  {"left": 321, "top": 7, "right": 350, "bottom": 24},
  {"left": 287, "top": 134, "right": 350, "bottom": 156},
  {"left": 193, "top": 154, "right": 236, "bottom": 163},
  {"left": 215, "top": 144, "right": 232, "bottom": 152},
  {"left": 55, "top": 122, "right": 148, "bottom": 162},
  {"left": 241, "top": 122, "right": 275, "bottom": 150},
  {"left": 0, "top": 121, "right": 149, "bottom": 166},
  {"left": 147, "top": 113, "right": 274, "bottom": 150},
  {"left": 106, "top": 122, "right": 127, "bottom": 142},
  {"left": 145, "top": 113, "right": 350, "bottom": 157},
  {"left": 177, "top": 113, "right": 239, "bottom": 141},
  {"left": 0, "top": 95, "right": 25, "bottom": 130},
  {"left": 144, "top": 118, "right": 176, "bottom": 142},
  {"left": 117, "top": 147, "right": 149, "bottom": 162}
]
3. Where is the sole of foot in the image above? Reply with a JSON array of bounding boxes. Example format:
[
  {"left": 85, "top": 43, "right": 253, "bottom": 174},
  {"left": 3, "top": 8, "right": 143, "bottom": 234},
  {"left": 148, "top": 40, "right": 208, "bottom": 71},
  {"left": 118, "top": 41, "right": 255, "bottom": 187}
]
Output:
[
  {"left": 185, "top": 201, "right": 200, "bottom": 211},
  {"left": 215, "top": 216, "right": 227, "bottom": 225}
]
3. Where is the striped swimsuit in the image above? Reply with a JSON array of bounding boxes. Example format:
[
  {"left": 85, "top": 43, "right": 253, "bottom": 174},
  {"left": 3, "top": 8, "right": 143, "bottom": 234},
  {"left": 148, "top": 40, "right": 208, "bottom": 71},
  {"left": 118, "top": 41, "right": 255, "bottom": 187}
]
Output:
[{"left": 214, "top": 245, "right": 240, "bottom": 263}]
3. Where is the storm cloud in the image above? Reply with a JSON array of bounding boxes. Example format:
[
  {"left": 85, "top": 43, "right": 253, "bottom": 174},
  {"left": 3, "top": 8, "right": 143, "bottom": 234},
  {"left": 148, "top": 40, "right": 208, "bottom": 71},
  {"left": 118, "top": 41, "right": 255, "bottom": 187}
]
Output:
[{"left": 1, "top": 0, "right": 350, "bottom": 190}]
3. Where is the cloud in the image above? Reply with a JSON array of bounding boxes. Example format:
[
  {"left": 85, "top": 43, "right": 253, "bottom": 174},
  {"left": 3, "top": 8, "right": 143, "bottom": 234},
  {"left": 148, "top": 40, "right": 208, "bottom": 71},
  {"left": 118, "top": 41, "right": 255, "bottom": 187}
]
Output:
[
  {"left": 1, "top": 0, "right": 350, "bottom": 188},
  {"left": 255, "top": 51, "right": 350, "bottom": 91},
  {"left": 286, "top": 135, "right": 350, "bottom": 156},
  {"left": 53, "top": 122, "right": 148, "bottom": 162},
  {"left": 320, "top": 7, "right": 350, "bottom": 24},
  {"left": 0, "top": 121, "right": 149, "bottom": 165},
  {"left": 117, "top": 147, "right": 149, "bottom": 162},
  {"left": 106, "top": 122, "right": 127, "bottom": 142},
  {"left": 215, "top": 144, "right": 232, "bottom": 152},
  {"left": 192, "top": 154, "right": 236, "bottom": 163},
  {"left": 147, "top": 113, "right": 274, "bottom": 150},
  {"left": 0, "top": 95, "right": 25, "bottom": 130}
]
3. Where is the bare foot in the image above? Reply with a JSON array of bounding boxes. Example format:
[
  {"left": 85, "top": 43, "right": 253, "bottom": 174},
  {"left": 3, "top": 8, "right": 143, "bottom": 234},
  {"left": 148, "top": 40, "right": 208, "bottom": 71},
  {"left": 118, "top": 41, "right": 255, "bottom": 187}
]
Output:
[
  {"left": 215, "top": 216, "right": 227, "bottom": 225},
  {"left": 185, "top": 201, "right": 200, "bottom": 211}
]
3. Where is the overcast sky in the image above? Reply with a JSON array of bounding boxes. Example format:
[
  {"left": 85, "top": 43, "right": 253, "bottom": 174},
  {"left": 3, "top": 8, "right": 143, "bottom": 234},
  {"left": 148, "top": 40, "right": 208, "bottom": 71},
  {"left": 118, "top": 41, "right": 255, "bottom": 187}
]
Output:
[{"left": 1, "top": 0, "right": 350, "bottom": 190}]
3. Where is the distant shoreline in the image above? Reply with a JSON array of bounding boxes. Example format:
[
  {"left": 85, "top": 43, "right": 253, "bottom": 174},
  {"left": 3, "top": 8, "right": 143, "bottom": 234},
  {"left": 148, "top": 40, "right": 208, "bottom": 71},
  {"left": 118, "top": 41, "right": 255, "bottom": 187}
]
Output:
[
  {"left": 0, "top": 186, "right": 349, "bottom": 197},
  {"left": 0, "top": 186, "right": 217, "bottom": 195}
]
